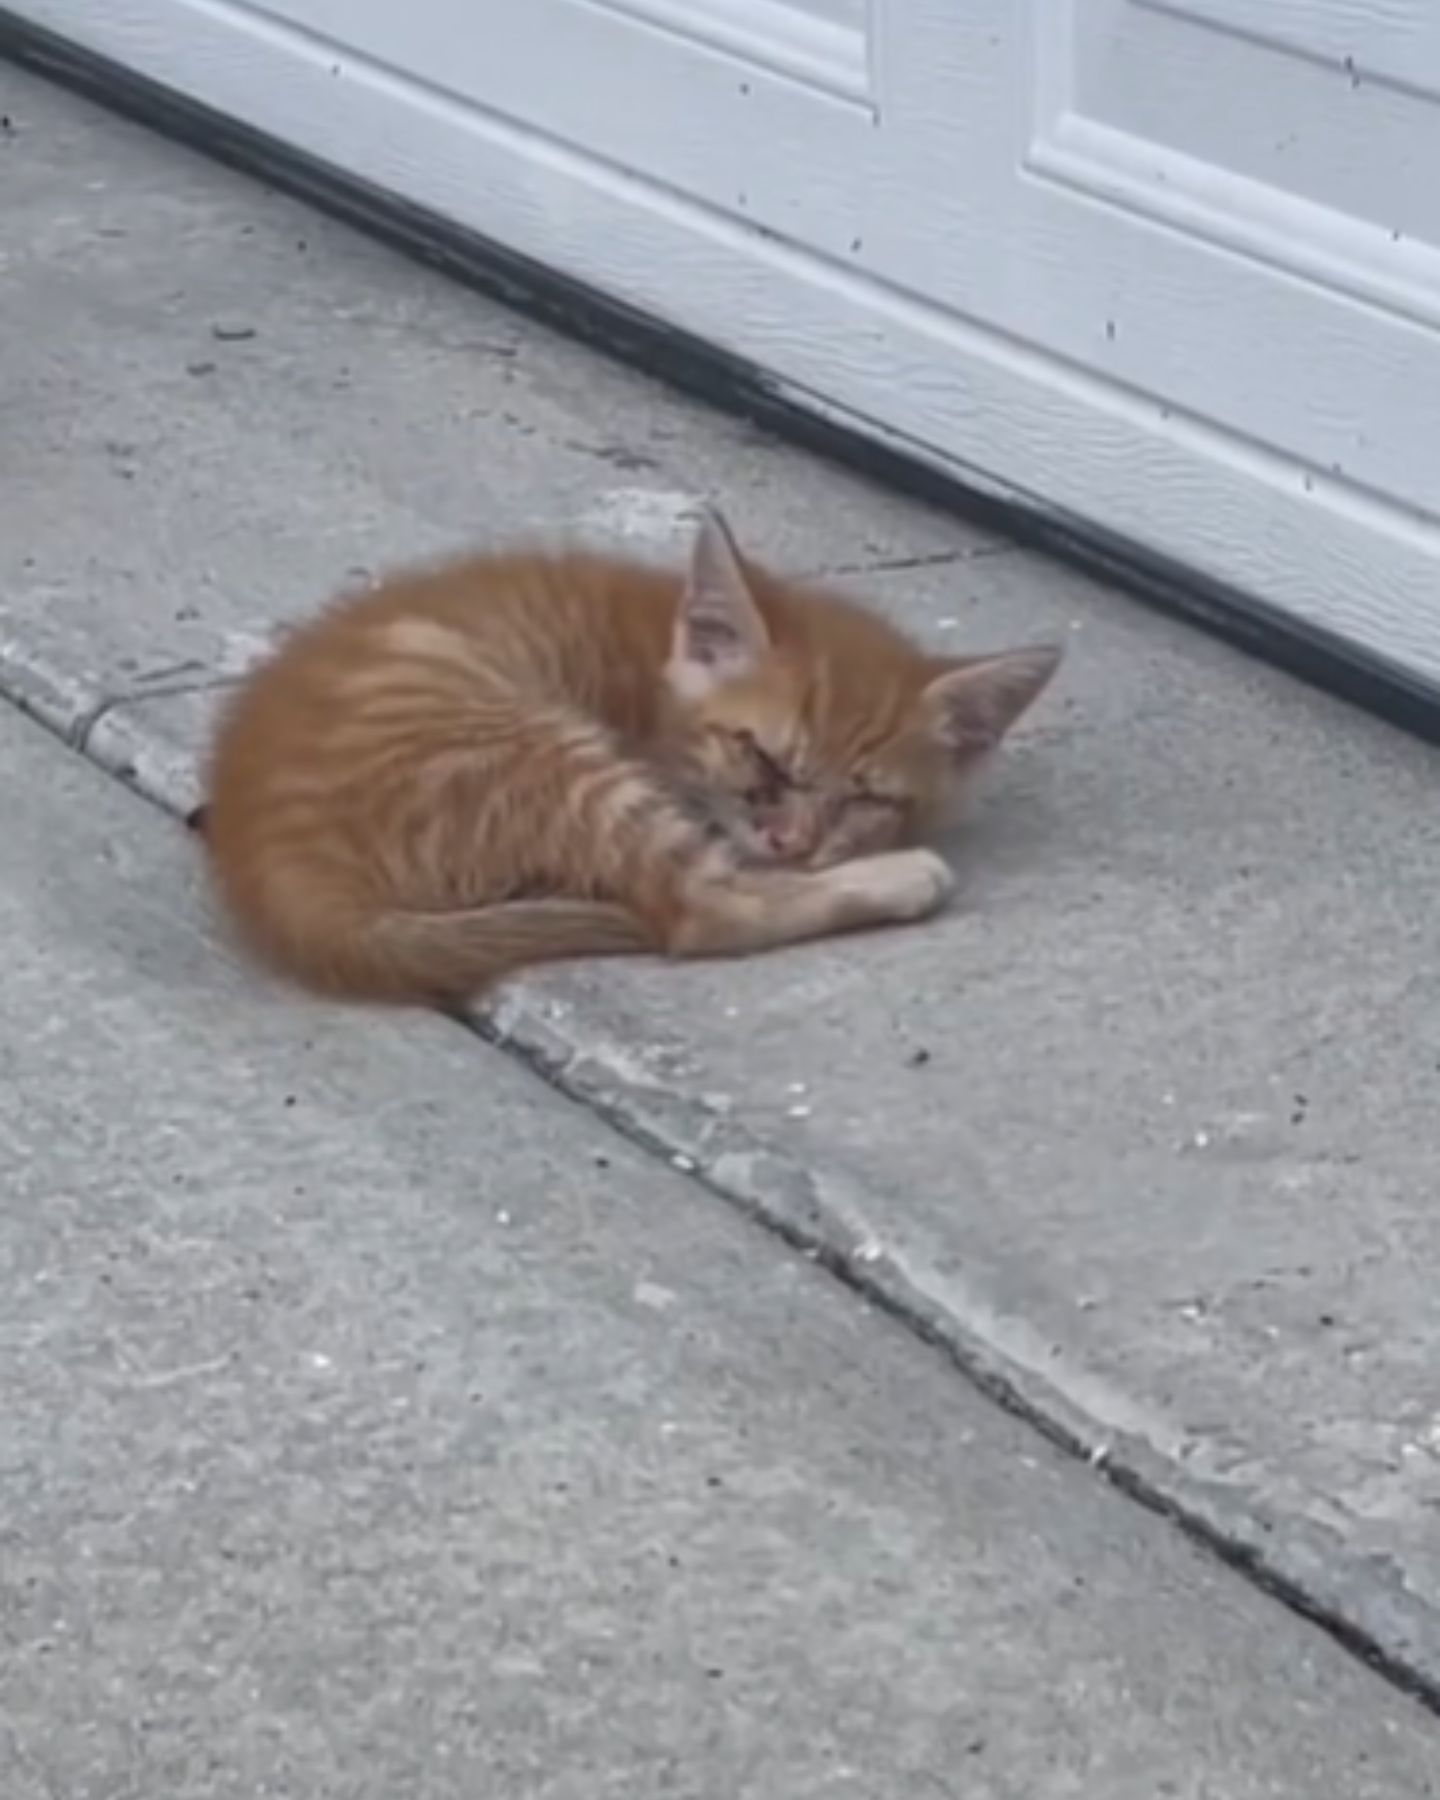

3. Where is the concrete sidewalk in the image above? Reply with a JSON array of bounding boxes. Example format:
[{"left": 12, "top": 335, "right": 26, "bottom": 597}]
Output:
[
  {"left": 6, "top": 637, "right": 1440, "bottom": 1797},
  {"left": 5, "top": 60, "right": 1440, "bottom": 1699}
]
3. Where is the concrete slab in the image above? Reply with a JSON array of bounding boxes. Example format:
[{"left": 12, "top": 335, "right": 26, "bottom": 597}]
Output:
[
  {"left": 7, "top": 63, "right": 1440, "bottom": 1689},
  {"left": 6, "top": 678, "right": 1440, "bottom": 1797}
]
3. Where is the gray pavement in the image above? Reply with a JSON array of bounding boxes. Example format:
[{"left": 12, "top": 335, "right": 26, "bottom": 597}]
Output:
[
  {"left": 4, "top": 669, "right": 1440, "bottom": 1798},
  {"left": 5, "top": 55, "right": 1440, "bottom": 1711}
]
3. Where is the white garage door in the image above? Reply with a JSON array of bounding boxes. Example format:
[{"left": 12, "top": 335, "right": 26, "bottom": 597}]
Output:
[{"left": 12, "top": 0, "right": 1440, "bottom": 684}]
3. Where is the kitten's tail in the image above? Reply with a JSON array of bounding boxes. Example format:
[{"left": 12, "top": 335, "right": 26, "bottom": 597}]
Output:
[{"left": 259, "top": 897, "right": 655, "bottom": 1005}]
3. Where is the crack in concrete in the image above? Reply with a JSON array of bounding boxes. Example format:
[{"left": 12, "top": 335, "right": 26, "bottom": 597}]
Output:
[
  {"left": 72, "top": 672, "right": 244, "bottom": 754},
  {"left": 805, "top": 544, "right": 1015, "bottom": 578},
  {"left": 68, "top": 690, "right": 128, "bottom": 752}
]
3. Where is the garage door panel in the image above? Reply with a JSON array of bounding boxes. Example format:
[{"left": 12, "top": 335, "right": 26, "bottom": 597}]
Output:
[{"left": 885, "top": 0, "right": 1440, "bottom": 520}]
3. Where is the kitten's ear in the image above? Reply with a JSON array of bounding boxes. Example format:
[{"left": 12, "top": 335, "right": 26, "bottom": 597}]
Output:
[
  {"left": 669, "top": 508, "right": 771, "bottom": 697},
  {"left": 922, "top": 643, "right": 1063, "bottom": 758}
]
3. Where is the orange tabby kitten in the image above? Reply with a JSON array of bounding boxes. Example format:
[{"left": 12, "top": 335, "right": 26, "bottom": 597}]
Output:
[{"left": 196, "top": 508, "right": 1059, "bottom": 1004}]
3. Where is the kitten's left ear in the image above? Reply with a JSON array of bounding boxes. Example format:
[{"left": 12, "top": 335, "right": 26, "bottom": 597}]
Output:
[
  {"left": 668, "top": 507, "right": 771, "bottom": 698},
  {"left": 922, "top": 643, "right": 1063, "bottom": 758}
]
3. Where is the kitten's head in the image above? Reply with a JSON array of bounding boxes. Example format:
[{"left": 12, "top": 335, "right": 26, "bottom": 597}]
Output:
[{"left": 663, "top": 509, "right": 1061, "bottom": 867}]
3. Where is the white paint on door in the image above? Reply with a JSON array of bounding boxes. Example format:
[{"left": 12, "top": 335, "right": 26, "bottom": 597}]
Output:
[{"left": 16, "top": 0, "right": 1440, "bottom": 682}]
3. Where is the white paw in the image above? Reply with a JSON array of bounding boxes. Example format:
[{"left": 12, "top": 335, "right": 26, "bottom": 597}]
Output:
[{"left": 844, "top": 848, "right": 955, "bottom": 922}]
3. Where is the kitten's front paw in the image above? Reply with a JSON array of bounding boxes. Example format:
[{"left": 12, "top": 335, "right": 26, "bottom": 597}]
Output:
[{"left": 844, "top": 848, "right": 956, "bottom": 923}]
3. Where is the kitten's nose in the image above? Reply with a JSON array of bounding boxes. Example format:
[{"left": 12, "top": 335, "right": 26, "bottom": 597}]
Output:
[{"left": 764, "top": 816, "right": 815, "bottom": 859}]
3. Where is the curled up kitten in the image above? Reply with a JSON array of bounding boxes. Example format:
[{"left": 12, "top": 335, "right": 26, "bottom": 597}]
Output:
[{"left": 193, "top": 508, "right": 1060, "bottom": 1005}]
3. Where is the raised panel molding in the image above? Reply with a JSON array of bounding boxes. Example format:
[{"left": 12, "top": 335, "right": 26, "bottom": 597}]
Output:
[
  {"left": 585, "top": 0, "right": 872, "bottom": 103},
  {"left": 1139, "top": 0, "right": 1440, "bottom": 93}
]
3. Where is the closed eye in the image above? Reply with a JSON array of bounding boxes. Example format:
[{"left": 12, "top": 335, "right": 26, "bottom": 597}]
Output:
[{"left": 735, "top": 729, "right": 793, "bottom": 792}]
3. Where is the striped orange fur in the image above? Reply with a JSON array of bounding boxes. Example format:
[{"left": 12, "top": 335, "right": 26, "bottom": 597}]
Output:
[{"left": 197, "top": 509, "right": 1060, "bottom": 1005}]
